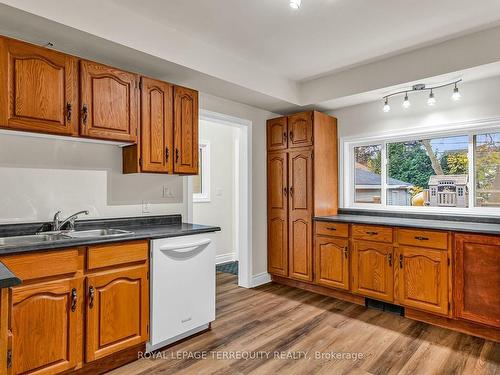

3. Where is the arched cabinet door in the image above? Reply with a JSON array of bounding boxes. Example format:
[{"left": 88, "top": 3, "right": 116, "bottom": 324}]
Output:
[
  {"left": 315, "top": 236, "right": 349, "bottom": 290},
  {"left": 11, "top": 277, "right": 83, "bottom": 375},
  {"left": 267, "top": 117, "right": 287, "bottom": 151},
  {"left": 173, "top": 86, "right": 199, "bottom": 175},
  {"left": 396, "top": 246, "right": 448, "bottom": 315},
  {"left": 352, "top": 240, "right": 394, "bottom": 302},
  {"left": 86, "top": 265, "right": 149, "bottom": 362},
  {"left": 80, "top": 60, "right": 139, "bottom": 142},
  {"left": 287, "top": 112, "right": 313, "bottom": 149},
  {"left": 288, "top": 149, "right": 313, "bottom": 282},
  {"left": 0, "top": 37, "right": 78, "bottom": 135}
]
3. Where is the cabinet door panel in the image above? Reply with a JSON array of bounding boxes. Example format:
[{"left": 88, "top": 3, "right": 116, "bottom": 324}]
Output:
[
  {"left": 11, "top": 278, "right": 82, "bottom": 375},
  {"left": 173, "top": 86, "right": 198, "bottom": 174},
  {"left": 288, "top": 150, "right": 313, "bottom": 281},
  {"left": 352, "top": 240, "right": 393, "bottom": 302},
  {"left": 0, "top": 37, "right": 78, "bottom": 135},
  {"left": 267, "top": 152, "right": 288, "bottom": 276},
  {"left": 287, "top": 112, "right": 313, "bottom": 148},
  {"left": 267, "top": 117, "right": 287, "bottom": 151},
  {"left": 397, "top": 246, "right": 448, "bottom": 315},
  {"left": 141, "top": 77, "right": 173, "bottom": 173},
  {"left": 455, "top": 234, "right": 500, "bottom": 328},
  {"left": 80, "top": 60, "right": 138, "bottom": 142},
  {"left": 86, "top": 265, "right": 149, "bottom": 361},
  {"left": 315, "top": 236, "right": 349, "bottom": 290}
]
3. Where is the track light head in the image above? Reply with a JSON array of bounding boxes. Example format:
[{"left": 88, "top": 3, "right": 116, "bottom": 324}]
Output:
[
  {"left": 427, "top": 90, "right": 436, "bottom": 106},
  {"left": 383, "top": 98, "right": 391, "bottom": 112},
  {"left": 402, "top": 93, "right": 411, "bottom": 109}
]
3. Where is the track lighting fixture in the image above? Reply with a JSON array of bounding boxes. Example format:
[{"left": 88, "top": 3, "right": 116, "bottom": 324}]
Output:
[
  {"left": 381, "top": 79, "right": 462, "bottom": 112},
  {"left": 402, "top": 93, "right": 410, "bottom": 109},
  {"left": 383, "top": 98, "right": 391, "bottom": 113}
]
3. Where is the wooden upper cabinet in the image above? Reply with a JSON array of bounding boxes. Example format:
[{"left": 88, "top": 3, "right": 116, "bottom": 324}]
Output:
[
  {"left": 287, "top": 112, "right": 313, "bottom": 149},
  {"left": 352, "top": 240, "right": 394, "bottom": 302},
  {"left": 140, "top": 77, "right": 173, "bottom": 173},
  {"left": 86, "top": 265, "right": 149, "bottom": 361},
  {"left": 11, "top": 277, "right": 82, "bottom": 375},
  {"left": 455, "top": 234, "right": 500, "bottom": 328},
  {"left": 0, "top": 37, "right": 78, "bottom": 136},
  {"left": 173, "top": 86, "right": 198, "bottom": 175},
  {"left": 288, "top": 150, "right": 313, "bottom": 282},
  {"left": 267, "top": 117, "right": 287, "bottom": 151},
  {"left": 80, "top": 60, "right": 139, "bottom": 142},
  {"left": 315, "top": 236, "right": 349, "bottom": 290},
  {"left": 267, "top": 152, "right": 288, "bottom": 276},
  {"left": 397, "top": 246, "right": 449, "bottom": 315}
]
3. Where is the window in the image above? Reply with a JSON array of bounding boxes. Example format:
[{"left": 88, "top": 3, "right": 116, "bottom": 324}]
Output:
[
  {"left": 345, "top": 126, "right": 500, "bottom": 213},
  {"left": 354, "top": 145, "right": 382, "bottom": 204},
  {"left": 475, "top": 132, "right": 500, "bottom": 207},
  {"left": 193, "top": 141, "right": 210, "bottom": 202}
]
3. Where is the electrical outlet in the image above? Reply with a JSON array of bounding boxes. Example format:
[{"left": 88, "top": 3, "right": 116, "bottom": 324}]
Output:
[{"left": 142, "top": 201, "right": 150, "bottom": 213}]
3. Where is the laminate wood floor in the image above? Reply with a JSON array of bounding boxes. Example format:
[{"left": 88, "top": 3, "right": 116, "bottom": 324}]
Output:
[{"left": 110, "top": 272, "right": 499, "bottom": 375}]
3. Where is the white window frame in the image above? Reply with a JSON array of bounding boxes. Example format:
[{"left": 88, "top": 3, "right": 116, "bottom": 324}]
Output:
[
  {"left": 193, "top": 140, "right": 211, "bottom": 203},
  {"left": 342, "top": 117, "right": 500, "bottom": 216}
]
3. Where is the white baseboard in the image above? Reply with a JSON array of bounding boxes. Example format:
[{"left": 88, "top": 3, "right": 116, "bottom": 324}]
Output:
[
  {"left": 250, "top": 272, "right": 272, "bottom": 287},
  {"left": 215, "top": 252, "right": 236, "bottom": 265}
]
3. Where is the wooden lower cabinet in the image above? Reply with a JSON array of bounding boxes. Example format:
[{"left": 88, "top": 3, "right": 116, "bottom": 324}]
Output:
[
  {"left": 352, "top": 240, "right": 394, "bottom": 302},
  {"left": 396, "top": 246, "right": 449, "bottom": 315},
  {"left": 314, "top": 236, "right": 349, "bottom": 290},
  {"left": 11, "top": 277, "right": 83, "bottom": 375},
  {"left": 86, "top": 265, "right": 149, "bottom": 362},
  {"left": 455, "top": 234, "right": 500, "bottom": 328}
]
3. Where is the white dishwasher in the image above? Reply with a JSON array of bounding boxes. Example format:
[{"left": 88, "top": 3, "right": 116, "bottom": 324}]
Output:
[{"left": 147, "top": 233, "right": 216, "bottom": 352}]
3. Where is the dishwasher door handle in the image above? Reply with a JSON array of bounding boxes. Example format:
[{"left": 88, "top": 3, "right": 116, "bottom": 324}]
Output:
[{"left": 159, "top": 239, "right": 212, "bottom": 253}]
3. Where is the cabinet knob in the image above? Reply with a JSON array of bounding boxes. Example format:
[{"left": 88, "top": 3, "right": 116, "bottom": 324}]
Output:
[
  {"left": 89, "top": 286, "right": 95, "bottom": 308},
  {"left": 71, "top": 288, "right": 77, "bottom": 312}
]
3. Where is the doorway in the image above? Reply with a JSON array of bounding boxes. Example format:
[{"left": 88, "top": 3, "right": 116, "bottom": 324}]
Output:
[{"left": 187, "top": 110, "right": 251, "bottom": 288}]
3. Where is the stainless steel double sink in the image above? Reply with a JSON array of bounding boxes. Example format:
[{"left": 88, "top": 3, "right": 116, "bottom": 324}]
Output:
[{"left": 0, "top": 229, "right": 133, "bottom": 247}]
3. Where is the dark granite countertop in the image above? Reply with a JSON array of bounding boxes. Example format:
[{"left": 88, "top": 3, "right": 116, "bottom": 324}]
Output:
[
  {"left": 0, "top": 262, "right": 21, "bottom": 288},
  {"left": 0, "top": 214, "right": 220, "bottom": 288},
  {"left": 315, "top": 210, "right": 500, "bottom": 235}
]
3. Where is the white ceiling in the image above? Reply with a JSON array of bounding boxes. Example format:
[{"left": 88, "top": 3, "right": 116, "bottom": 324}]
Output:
[
  {"left": 113, "top": 0, "right": 500, "bottom": 81},
  {"left": 2, "top": 0, "right": 500, "bottom": 113}
]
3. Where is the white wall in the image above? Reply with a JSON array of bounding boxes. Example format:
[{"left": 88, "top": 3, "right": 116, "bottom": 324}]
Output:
[
  {"left": 329, "top": 75, "right": 500, "bottom": 207},
  {"left": 193, "top": 120, "right": 239, "bottom": 261}
]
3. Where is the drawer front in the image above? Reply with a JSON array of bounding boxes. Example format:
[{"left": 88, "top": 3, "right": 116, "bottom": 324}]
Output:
[
  {"left": 398, "top": 229, "right": 448, "bottom": 250},
  {"left": 315, "top": 221, "right": 349, "bottom": 237},
  {"left": 0, "top": 248, "right": 79, "bottom": 281},
  {"left": 352, "top": 225, "right": 393, "bottom": 243},
  {"left": 87, "top": 240, "right": 149, "bottom": 270}
]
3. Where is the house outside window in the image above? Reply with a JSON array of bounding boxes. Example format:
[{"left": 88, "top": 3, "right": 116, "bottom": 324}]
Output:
[{"left": 344, "top": 125, "right": 500, "bottom": 214}]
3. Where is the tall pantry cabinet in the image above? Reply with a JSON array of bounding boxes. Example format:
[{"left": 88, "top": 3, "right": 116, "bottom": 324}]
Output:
[{"left": 267, "top": 111, "right": 338, "bottom": 281}]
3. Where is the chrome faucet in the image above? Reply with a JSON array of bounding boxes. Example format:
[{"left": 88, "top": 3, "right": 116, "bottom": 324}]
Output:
[{"left": 53, "top": 210, "right": 89, "bottom": 231}]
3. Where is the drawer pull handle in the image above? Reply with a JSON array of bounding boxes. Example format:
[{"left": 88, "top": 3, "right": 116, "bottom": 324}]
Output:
[
  {"left": 366, "top": 231, "right": 378, "bottom": 235},
  {"left": 283, "top": 187, "right": 288, "bottom": 196},
  {"left": 414, "top": 236, "right": 429, "bottom": 241},
  {"left": 89, "top": 286, "right": 95, "bottom": 308},
  {"left": 399, "top": 254, "right": 404, "bottom": 268},
  {"left": 326, "top": 227, "right": 337, "bottom": 231},
  {"left": 71, "top": 288, "right": 77, "bottom": 312},
  {"left": 387, "top": 253, "right": 392, "bottom": 267},
  {"left": 344, "top": 246, "right": 348, "bottom": 259},
  {"left": 283, "top": 132, "right": 288, "bottom": 140}
]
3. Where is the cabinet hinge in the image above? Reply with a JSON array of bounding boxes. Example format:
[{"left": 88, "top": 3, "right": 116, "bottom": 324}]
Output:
[{"left": 6, "top": 349, "right": 12, "bottom": 369}]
